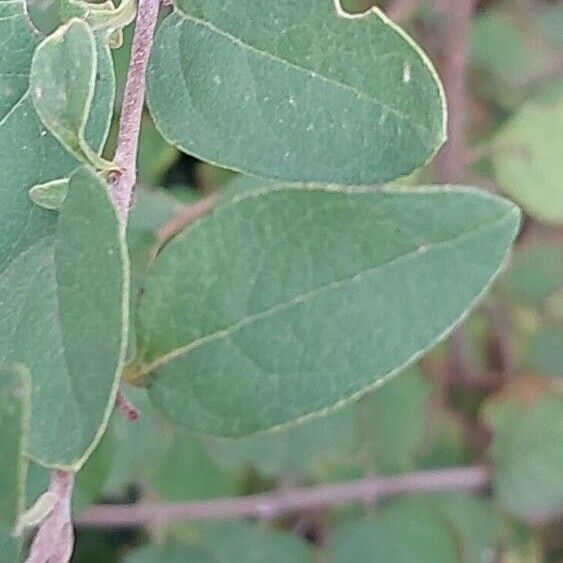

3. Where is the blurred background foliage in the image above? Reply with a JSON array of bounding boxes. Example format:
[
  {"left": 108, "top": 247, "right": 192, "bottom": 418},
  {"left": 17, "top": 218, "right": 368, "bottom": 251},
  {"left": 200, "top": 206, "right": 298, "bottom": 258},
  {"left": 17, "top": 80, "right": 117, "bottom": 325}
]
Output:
[{"left": 23, "top": 0, "right": 563, "bottom": 560}]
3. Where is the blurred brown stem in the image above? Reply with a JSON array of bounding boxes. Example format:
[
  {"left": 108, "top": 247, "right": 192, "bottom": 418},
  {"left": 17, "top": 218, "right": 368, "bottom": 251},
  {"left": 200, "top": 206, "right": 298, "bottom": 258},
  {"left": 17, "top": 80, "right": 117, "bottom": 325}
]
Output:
[{"left": 76, "top": 465, "right": 490, "bottom": 527}]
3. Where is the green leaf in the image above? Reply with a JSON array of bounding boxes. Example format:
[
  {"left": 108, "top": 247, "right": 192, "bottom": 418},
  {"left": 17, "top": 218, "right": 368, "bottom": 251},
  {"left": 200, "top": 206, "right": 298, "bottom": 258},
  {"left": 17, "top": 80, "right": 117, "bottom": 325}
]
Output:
[
  {"left": 134, "top": 185, "right": 519, "bottom": 437},
  {"left": 501, "top": 243, "right": 563, "bottom": 307},
  {"left": 483, "top": 383, "right": 563, "bottom": 521},
  {"left": 0, "top": 167, "right": 128, "bottom": 469},
  {"left": 0, "top": 0, "right": 117, "bottom": 468},
  {"left": 526, "top": 326, "right": 563, "bottom": 378},
  {"left": 327, "top": 497, "right": 459, "bottom": 563},
  {"left": 0, "top": 364, "right": 31, "bottom": 562},
  {"left": 359, "top": 367, "right": 431, "bottom": 474},
  {"left": 0, "top": 0, "right": 40, "bottom": 121},
  {"left": 205, "top": 406, "right": 360, "bottom": 479},
  {"left": 147, "top": 0, "right": 446, "bottom": 184},
  {"left": 29, "top": 178, "right": 69, "bottom": 210},
  {"left": 30, "top": 18, "right": 113, "bottom": 170},
  {"left": 492, "top": 93, "right": 563, "bottom": 224},
  {"left": 148, "top": 427, "right": 238, "bottom": 501},
  {"left": 126, "top": 523, "right": 313, "bottom": 563},
  {"left": 124, "top": 542, "right": 215, "bottom": 563}
]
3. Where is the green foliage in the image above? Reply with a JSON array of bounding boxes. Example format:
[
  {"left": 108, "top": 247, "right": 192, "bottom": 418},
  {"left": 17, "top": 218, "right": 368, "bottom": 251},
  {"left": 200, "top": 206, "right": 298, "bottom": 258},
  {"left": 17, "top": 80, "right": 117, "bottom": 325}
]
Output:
[
  {"left": 10, "top": 0, "right": 563, "bottom": 560},
  {"left": 484, "top": 384, "right": 563, "bottom": 521},
  {"left": 492, "top": 93, "right": 563, "bottom": 223},
  {"left": 30, "top": 18, "right": 112, "bottom": 170},
  {"left": 134, "top": 186, "right": 518, "bottom": 437},
  {"left": 0, "top": 166, "right": 128, "bottom": 469},
  {"left": 147, "top": 0, "right": 445, "bottom": 184},
  {"left": 0, "top": 365, "right": 31, "bottom": 561}
]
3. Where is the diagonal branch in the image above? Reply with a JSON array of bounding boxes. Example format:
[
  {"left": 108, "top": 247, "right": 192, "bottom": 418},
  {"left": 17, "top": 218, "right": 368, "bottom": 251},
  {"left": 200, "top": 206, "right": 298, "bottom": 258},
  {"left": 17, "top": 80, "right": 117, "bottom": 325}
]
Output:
[{"left": 76, "top": 465, "right": 490, "bottom": 528}]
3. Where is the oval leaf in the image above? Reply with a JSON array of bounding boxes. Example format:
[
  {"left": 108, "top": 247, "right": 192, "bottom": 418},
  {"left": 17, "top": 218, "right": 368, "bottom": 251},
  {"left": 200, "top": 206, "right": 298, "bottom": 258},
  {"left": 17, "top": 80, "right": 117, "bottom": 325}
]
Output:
[
  {"left": 134, "top": 185, "right": 520, "bottom": 437},
  {"left": 0, "top": 167, "right": 128, "bottom": 469},
  {"left": 147, "top": 0, "right": 446, "bottom": 184},
  {"left": 30, "top": 18, "right": 113, "bottom": 170}
]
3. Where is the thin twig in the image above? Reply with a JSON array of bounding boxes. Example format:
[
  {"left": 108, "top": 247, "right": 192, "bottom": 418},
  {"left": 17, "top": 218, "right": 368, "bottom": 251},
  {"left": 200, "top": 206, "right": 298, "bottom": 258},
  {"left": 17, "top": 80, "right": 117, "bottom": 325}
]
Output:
[
  {"left": 156, "top": 195, "right": 217, "bottom": 248},
  {"left": 76, "top": 465, "right": 490, "bottom": 528},
  {"left": 25, "top": 471, "right": 75, "bottom": 563},
  {"left": 435, "top": 0, "right": 478, "bottom": 386},
  {"left": 435, "top": 0, "right": 477, "bottom": 183},
  {"left": 109, "top": 0, "right": 161, "bottom": 220},
  {"left": 109, "top": 0, "right": 161, "bottom": 418}
]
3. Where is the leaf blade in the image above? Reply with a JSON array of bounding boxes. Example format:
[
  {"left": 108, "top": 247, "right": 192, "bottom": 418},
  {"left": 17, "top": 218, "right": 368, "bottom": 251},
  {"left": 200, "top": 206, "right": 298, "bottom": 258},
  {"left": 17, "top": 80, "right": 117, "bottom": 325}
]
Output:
[
  {"left": 147, "top": 0, "right": 446, "bottom": 184},
  {"left": 136, "top": 185, "right": 519, "bottom": 437}
]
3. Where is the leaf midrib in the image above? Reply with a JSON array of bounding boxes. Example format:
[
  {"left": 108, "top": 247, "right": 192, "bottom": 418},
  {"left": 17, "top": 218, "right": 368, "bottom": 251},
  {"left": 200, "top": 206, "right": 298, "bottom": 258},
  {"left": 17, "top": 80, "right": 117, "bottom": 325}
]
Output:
[{"left": 141, "top": 207, "right": 516, "bottom": 375}]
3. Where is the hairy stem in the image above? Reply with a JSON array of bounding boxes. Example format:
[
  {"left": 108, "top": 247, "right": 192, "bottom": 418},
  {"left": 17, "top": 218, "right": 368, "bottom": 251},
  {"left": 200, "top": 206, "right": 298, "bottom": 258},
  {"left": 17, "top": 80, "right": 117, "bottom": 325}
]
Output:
[
  {"left": 109, "top": 0, "right": 161, "bottom": 219},
  {"left": 76, "top": 465, "right": 489, "bottom": 527}
]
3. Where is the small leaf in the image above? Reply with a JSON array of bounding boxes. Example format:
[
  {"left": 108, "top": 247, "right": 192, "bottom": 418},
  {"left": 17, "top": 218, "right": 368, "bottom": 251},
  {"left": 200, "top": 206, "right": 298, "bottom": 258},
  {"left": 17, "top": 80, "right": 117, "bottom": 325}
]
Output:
[
  {"left": 125, "top": 523, "right": 313, "bottom": 563},
  {"left": 147, "top": 0, "right": 446, "bottom": 185},
  {"left": 0, "top": 364, "right": 31, "bottom": 561},
  {"left": 492, "top": 92, "right": 563, "bottom": 224},
  {"left": 483, "top": 381, "right": 563, "bottom": 521},
  {"left": 29, "top": 178, "right": 69, "bottom": 210},
  {"left": 134, "top": 185, "right": 519, "bottom": 437},
  {"left": 30, "top": 18, "right": 114, "bottom": 170},
  {"left": 501, "top": 243, "right": 563, "bottom": 306},
  {"left": 327, "top": 497, "right": 459, "bottom": 563},
  {"left": 148, "top": 427, "right": 238, "bottom": 501},
  {"left": 359, "top": 367, "right": 431, "bottom": 474},
  {"left": 0, "top": 167, "right": 129, "bottom": 469}
]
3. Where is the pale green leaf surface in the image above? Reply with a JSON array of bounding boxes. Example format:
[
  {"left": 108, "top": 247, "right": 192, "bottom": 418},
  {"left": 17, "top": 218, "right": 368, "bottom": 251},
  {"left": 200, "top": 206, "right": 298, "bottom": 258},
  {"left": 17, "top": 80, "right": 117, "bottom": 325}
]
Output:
[
  {"left": 205, "top": 406, "right": 360, "bottom": 478},
  {"left": 147, "top": 0, "right": 445, "bottom": 184},
  {"left": 327, "top": 497, "right": 458, "bottom": 563},
  {"left": 136, "top": 185, "right": 519, "bottom": 437},
  {"left": 359, "top": 367, "right": 431, "bottom": 474},
  {"left": 484, "top": 389, "right": 563, "bottom": 521},
  {"left": 428, "top": 493, "right": 497, "bottom": 563},
  {"left": 493, "top": 94, "right": 563, "bottom": 224},
  {"left": 0, "top": 365, "right": 30, "bottom": 529},
  {"left": 0, "top": 0, "right": 39, "bottom": 121},
  {"left": 29, "top": 178, "right": 69, "bottom": 210},
  {"left": 0, "top": 167, "right": 128, "bottom": 469},
  {"left": 123, "top": 542, "right": 215, "bottom": 563},
  {"left": 0, "top": 365, "right": 31, "bottom": 563},
  {"left": 30, "top": 18, "right": 111, "bottom": 169},
  {"left": 0, "top": 2, "right": 116, "bottom": 468},
  {"left": 148, "top": 427, "right": 238, "bottom": 501},
  {"left": 501, "top": 243, "right": 563, "bottom": 306},
  {"left": 126, "top": 523, "right": 313, "bottom": 563}
]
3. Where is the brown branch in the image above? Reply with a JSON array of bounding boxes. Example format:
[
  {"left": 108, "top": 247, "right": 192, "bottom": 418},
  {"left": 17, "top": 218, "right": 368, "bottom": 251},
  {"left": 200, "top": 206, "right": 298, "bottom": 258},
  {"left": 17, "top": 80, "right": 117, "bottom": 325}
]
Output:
[
  {"left": 435, "top": 0, "right": 477, "bottom": 183},
  {"left": 434, "top": 0, "right": 479, "bottom": 386},
  {"left": 76, "top": 465, "right": 490, "bottom": 528},
  {"left": 109, "top": 0, "right": 161, "bottom": 220},
  {"left": 25, "top": 471, "right": 75, "bottom": 563},
  {"left": 156, "top": 196, "right": 217, "bottom": 248}
]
